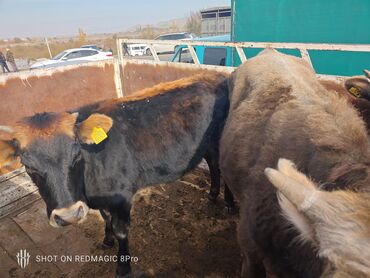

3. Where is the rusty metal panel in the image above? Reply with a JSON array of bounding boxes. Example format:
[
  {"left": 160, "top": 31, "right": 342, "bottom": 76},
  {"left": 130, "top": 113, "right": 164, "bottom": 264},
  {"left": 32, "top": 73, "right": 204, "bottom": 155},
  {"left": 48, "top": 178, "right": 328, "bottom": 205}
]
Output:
[
  {"left": 121, "top": 60, "right": 231, "bottom": 96},
  {"left": 0, "top": 61, "right": 118, "bottom": 125}
]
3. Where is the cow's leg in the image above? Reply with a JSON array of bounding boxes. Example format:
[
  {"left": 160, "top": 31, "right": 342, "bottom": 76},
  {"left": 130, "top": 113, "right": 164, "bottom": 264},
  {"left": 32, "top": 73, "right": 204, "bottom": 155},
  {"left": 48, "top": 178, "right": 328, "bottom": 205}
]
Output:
[
  {"left": 204, "top": 149, "right": 221, "bottom": 202},
  {"left": 111, "top": 207, "right": 132, "bottom": 277},
  {"left": 205, "top": 148, "right": 236, "bottom": 210},
  {"left": 239, "top": 205, "right": 266, "bottom": 278},
  {"left": 99, "top": 209, "right": 115, "bottom": 249},
  {"left": 241, "top": 252, "right": 266, "bottom": 278},
  {"left": 224, "top": 184, "right": 235, "bottom": 212}
]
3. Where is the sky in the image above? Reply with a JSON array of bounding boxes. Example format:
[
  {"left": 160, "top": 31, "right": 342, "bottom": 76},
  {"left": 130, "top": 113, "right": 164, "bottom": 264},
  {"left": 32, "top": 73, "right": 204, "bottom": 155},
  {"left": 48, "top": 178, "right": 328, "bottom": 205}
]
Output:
[{"left": 0, "top": 0, "right": 230, "bottom": 39}]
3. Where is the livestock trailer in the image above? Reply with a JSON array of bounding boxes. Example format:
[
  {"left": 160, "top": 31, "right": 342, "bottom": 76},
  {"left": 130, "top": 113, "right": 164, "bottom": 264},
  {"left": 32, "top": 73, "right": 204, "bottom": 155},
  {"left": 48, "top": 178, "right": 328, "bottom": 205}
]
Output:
[{"left": 200, "top": 6, "right": 232, "bottom": 37}]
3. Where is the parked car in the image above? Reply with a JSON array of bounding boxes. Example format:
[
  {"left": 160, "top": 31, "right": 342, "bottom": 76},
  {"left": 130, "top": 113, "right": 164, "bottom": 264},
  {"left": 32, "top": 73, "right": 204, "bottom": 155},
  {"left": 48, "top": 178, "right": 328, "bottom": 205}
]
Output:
[
  {"left": 30, "top": 48, "right": 113, "bottom": 69},
  {"left": 171, "top": 34, "right": 231, "bottom": 66},
  {"left": 127, "top": 44, "right": 147, "bottom": 56},
  {"left": 145, "top": 32, "right": 195, "bottom": 55},
  {"left": 80, "top": 44, "right": 102, "bottom": 51}
]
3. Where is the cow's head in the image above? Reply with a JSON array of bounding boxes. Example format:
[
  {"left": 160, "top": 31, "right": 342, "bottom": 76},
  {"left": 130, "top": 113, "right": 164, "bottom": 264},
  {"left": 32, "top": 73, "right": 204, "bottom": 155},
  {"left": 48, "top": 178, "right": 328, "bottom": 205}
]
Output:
[
  {"left": 345, "top": 69, "right": 370, "bottom": 101},
  {"left": 0, "top": 112, "right": 113, "bottom": 227},
  {"left": 265, "top": 159, "right": 370, "bottom": 277}
]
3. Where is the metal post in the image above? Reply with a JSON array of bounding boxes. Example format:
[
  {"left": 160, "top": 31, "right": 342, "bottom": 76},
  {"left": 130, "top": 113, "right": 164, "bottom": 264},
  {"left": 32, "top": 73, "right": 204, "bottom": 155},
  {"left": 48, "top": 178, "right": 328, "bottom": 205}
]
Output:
[
  {"left": 236, "top": 46, "right": 247, "bottom": 63},
  {"left": 188, "top": 45, "right": 200, "bottom": 64},
  {"left": 116, "top": 38, "right": 125, "bottom": 96},
  {"left": 148, "top": 44, "right": 160, "bottom": 62},
  {"left": 45, "top": 37, "right": 52, "bottom": 59},
  {"left": 300, "top": 49, "right": 313, "bottom": 69},
  {"left": 231, "top": 0, "right": 236, "bottom": 67}
]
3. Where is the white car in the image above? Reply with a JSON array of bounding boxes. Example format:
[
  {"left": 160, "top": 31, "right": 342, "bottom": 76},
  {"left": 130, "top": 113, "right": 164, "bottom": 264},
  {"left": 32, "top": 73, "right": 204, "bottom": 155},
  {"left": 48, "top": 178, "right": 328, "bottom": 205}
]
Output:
[
  {"left": 127, "top": 44, "right": 147, "bottom": 56},
  {"left": 80, "top": 44, "right": 102, "bottom": 51},
  {"left": 146, "top": 32, "right": 195, "bottom": 55},
  {"left": 30, "top": 48, "right": 113, "bottom": 69}
]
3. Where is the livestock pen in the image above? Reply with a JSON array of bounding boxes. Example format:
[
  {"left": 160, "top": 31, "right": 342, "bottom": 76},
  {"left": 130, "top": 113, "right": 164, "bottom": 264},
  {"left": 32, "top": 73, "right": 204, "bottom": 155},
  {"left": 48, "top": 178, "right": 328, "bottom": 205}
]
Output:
[{"left": 0, "top": 39, "right": 369, "bottom": 277}]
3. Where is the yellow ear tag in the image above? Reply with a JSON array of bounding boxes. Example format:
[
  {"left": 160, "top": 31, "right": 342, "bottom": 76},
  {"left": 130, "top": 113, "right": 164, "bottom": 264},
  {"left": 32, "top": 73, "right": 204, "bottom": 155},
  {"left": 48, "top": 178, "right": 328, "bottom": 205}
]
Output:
[
  {"left": 91, "top": 127, "right": 108, "bottom": 144},
  {"left": 349, "top": 87, "right": 361, "bottom": 98}
]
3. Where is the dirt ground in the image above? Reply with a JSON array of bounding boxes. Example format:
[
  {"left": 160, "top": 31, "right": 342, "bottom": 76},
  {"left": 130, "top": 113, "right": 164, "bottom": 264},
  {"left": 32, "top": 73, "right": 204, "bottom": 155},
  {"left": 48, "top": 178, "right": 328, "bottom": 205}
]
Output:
[{"left": 0, "top": 168, "right": 241, "bottom": 278}]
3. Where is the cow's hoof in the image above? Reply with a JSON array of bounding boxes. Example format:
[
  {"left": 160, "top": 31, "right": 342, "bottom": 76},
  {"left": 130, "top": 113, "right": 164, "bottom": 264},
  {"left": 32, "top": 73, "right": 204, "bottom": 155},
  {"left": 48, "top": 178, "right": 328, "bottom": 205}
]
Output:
[
  {"left": 98, "top": 238, "right": 115, "bottom": 249},
  {"left": 225, "top": 204, "right": 237, "bottom": 214}
]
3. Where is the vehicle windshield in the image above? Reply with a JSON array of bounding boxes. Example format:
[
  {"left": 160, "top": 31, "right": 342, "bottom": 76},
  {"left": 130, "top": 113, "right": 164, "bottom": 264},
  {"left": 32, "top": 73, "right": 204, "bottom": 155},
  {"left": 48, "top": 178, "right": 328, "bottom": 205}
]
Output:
[{"left": 52, "top": 51, "right": 67, "bottom": 60}]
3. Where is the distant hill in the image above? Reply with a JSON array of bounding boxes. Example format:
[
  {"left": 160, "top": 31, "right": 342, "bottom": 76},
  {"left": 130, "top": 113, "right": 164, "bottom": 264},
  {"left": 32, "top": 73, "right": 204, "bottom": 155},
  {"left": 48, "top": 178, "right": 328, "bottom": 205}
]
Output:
[
  {"left": 156, "top": 17, "right": 187, "bottom": 29},
  {"left": 124, "top": 17, "right": 188, "bottom": 34}
]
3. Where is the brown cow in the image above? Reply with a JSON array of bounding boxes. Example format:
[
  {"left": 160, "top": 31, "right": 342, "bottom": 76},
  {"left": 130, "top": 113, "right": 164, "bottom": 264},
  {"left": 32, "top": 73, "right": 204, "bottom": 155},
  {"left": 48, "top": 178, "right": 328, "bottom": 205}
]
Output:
[
  {"left": 220, "top": 49, "right": 370, "bottom": 277},
  {"left": 265, "top": 158, "right": 370, "bottom": 277}
]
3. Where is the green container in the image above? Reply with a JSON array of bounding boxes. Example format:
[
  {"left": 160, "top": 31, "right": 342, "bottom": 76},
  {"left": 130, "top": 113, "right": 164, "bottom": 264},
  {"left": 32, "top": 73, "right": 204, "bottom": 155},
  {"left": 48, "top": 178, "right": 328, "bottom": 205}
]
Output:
[{"left": 231, "top": 0, "right": 370, "bottom": 76}]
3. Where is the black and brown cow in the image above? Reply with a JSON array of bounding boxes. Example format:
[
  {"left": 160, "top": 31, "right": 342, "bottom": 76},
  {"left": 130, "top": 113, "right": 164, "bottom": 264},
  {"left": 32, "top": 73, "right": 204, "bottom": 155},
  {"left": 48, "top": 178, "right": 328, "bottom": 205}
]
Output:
[
  {"left": 0, "top": 73, "right": 231, "bottom": 277},
  {"left": 220, "top": 49, "right": 370, "bottom": 277}
]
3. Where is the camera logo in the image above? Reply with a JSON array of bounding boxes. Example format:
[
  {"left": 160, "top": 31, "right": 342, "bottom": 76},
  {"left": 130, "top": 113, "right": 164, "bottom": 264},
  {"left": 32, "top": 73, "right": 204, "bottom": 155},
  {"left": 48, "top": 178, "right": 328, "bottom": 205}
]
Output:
[{"left": 16, "top": 249, "right": 30, "bottom": 269}]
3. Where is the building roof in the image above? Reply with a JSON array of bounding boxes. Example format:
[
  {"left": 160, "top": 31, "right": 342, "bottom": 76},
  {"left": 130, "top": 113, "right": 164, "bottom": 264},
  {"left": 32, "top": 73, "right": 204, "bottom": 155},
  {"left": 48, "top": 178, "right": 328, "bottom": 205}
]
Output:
[{"left": 200, "top": 6, "right": 231, "bottom": 13}]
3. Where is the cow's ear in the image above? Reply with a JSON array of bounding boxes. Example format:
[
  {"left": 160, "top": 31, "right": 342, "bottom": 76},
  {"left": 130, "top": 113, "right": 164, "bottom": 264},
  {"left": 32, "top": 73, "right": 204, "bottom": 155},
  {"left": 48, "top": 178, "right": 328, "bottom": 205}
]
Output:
[
  {"left": 78, "top": 113, "right": 113, "bottom": 144},
  {"left": 0, "top": 140, "right": 18, "bottom": 168},
  {"left": 344, "top": 76, "right": 370, "bottom": 100}
]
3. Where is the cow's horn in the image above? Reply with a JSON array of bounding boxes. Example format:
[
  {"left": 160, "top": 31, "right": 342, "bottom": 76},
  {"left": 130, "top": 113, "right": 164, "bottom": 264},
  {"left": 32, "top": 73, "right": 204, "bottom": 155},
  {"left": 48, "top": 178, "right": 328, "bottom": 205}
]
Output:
[
  {"left": 0, "top": 125, "right": 14, "bottom": 133},
  {"left": 71, "top": 112, "right": 79, "bottom": 118}
]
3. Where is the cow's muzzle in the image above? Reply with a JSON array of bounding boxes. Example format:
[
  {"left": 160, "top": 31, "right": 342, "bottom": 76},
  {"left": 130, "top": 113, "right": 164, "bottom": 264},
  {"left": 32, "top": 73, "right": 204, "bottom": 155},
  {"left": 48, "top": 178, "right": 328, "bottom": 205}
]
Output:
[{"left": 49, "top": 201, "right": 89, "bottom": 228}]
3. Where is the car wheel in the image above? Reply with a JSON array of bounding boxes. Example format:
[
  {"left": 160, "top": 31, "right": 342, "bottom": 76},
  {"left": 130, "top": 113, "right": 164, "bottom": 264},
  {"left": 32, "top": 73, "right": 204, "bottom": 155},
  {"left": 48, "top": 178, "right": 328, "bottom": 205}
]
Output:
[{"left": 146, "top": 49, "right": 152, "bottom": 56}]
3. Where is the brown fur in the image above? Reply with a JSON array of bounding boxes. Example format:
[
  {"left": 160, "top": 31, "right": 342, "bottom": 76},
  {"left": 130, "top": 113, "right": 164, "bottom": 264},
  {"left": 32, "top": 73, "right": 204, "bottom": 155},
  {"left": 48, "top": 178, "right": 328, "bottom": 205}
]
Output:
[
  {"left": 12, "top": 112, "right": 77, "bottom": 148},
  {"left": 220, "top": 49, "right": 370, "bottom": 277},
  {"left": 97, "top": 73, "right": 227, "bottom": 113},
  {"left": 0, "top": 140, "right": 16, "bottom": 168},
  {"left": 0, "top": 158, "right": 22, "bottom": 175},
  {"left": 0, "top": 113, "right": 77, "bottom": 166},
  {"left": 320, "top": 76, "right": 370, "bottom": 133},
  {"left": 0, "top": 112, "right": 114, "bottom": 165},
  {"left": 319, "top": 80, "right": 347, "bottom": 96}
]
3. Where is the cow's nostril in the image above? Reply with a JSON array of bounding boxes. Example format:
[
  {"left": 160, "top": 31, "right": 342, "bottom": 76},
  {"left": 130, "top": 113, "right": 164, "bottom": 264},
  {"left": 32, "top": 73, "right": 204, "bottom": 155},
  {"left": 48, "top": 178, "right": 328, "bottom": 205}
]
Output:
[
  {"left": 54, "top": 214, "right": 70, "bottom": 227},
  {"left": 76, "top": 205, "right": 84, "bottom": 220}
]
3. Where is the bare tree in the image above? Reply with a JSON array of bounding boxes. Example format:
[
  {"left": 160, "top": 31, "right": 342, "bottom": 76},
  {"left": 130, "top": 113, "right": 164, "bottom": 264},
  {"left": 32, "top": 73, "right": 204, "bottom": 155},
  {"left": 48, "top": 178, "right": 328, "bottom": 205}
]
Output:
[
  {"left": 141, "top": 25, "right": 155, "bottom": 39},
  {"left": 78, "top": 28, "right": 87, "bottom": 44},
  {"left": 186, "top": 12, "right": 201, "bottom": 35},
  {"left": 170, "top": 21, "right": 179, "bottom": 32}
]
